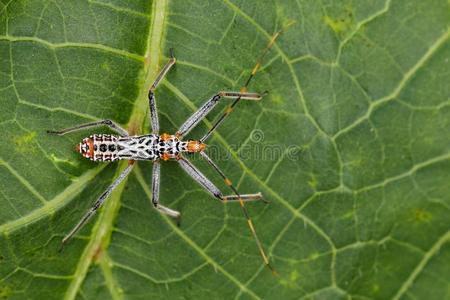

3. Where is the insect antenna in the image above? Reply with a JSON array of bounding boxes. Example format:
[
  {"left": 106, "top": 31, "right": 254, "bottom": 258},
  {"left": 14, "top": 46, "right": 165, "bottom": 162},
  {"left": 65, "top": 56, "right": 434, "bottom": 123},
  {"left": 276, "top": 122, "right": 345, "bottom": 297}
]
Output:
[
  {"left": 200, "top": 22, "right": 294, "bottom": 275},
  {"left": 200, "top": 22, "right": 294, "bottom": 143}
]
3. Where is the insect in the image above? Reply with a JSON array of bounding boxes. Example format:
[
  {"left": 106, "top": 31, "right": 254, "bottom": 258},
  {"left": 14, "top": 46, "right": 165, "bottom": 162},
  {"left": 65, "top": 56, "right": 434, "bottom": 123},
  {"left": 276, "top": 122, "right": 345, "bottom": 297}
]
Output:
[{"left": 48, "top": 29, "right": 284, "bottom": 275}]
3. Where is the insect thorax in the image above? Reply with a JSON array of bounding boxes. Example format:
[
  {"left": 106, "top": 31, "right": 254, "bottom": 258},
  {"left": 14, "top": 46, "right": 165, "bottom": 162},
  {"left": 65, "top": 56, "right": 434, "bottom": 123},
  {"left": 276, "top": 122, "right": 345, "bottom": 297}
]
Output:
[{"left": 77, "top": 134, "right": 191, "bottom": 162}]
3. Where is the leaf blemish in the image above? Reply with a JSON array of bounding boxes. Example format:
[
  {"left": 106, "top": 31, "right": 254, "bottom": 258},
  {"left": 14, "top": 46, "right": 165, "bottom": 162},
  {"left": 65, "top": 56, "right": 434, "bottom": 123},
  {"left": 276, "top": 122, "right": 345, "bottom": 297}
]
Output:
[
  {"left": 92, "top": 245, "right": 103, "bottom": 263},
  {"left": 308, "top": 176, "right": 318, "bottom": 189},
  {"left": 101, "top": 62, "right": 111, "bottom": 71},
  {"left": 290, "top": 269, "right": 299, "bottom": 282},
  {"left": 0, "top": 286, "right": 10, "bottom": 298},
  {"left": 323, "top": 8, "right": 354, "bottom": 35},
  {"left": 271, "top": 93, "right": 284, "bottom": 104},
  {"left": 13, "top": 132, "right": 37, "bottom": 153},
  {"left": 413, "top": 208, "right": 432, "bottom": 223},
  {"left": 280, "top": 269, "right": 301, "bottom": 288}
]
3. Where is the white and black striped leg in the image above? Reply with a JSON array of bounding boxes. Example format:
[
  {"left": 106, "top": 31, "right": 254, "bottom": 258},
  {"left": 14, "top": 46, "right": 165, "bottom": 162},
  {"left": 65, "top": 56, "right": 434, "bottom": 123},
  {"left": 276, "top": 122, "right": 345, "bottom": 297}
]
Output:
[
  {"left": 199, "top": 151, "right": 266, "bottom": 202},
  {"left": 150, "top": 48, "right": 176, "bottom": 92},
  {"left": 47, "top": 119, "right": 129, "bottom": 137},
  {"left": 148, "top": 92, "right": 159, "bottom": 134},
  {"left": 176, "top": 155, "right": 262, "bottom": 203},
  {"left": 60, "top": 163, "right": 134, "bottom": 249},
  {"left": 151, "top": 161, "right": 181, "bottom": 219},
  {"left": 176, "top": 91, "right": 262, "bottom": 137},
  {"left": 148, "top": 49, "right": 176, "bottom": 134}
]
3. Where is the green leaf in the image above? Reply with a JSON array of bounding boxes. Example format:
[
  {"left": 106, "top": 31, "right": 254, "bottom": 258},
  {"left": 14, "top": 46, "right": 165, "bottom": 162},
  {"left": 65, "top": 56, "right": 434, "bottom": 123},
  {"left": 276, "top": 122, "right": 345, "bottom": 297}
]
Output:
[{"left": 0, "top": 0, "right": 449, "bottom": 299}]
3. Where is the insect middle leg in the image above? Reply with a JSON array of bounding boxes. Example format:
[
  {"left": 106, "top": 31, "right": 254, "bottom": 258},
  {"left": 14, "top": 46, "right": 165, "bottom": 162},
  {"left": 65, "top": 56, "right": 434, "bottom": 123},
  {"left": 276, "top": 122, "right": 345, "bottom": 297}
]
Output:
[
  {"left": 176, "top": 91, "right": 263, "bottom": 137},
  {"left": 47, "top": 119, "right": 129, "bottom": 137},
  {"left": 148, "top": 48, "right": 176, "bottom": 134},
  {"left": 60, "top": 163, "right": 134, "bottom": 248},
  {"left": 176, "top": 155, "right": 263, "bottom": 203},
  {"left": 151, "top": 161, "right": 181, "bottom": 219}
]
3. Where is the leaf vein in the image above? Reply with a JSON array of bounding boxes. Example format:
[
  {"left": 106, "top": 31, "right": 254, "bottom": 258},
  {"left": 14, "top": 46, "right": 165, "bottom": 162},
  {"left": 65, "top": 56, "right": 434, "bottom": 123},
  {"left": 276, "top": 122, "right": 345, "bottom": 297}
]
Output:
[
  {"left": 392, "top": 230, "right": 450, "bottom": 300},
  {"left": 0, "top": 35, "right": 145, "bottom": 62},
  {"left": 333, "top": 28, "right": 450, "bottom": 140}
]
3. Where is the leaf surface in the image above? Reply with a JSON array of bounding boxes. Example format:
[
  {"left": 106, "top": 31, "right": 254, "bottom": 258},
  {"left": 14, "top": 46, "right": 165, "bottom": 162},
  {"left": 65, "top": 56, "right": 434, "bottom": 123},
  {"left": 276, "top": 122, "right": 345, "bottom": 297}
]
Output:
[{"left": 0, "top": 0, "right": 449, "bottom": 299}]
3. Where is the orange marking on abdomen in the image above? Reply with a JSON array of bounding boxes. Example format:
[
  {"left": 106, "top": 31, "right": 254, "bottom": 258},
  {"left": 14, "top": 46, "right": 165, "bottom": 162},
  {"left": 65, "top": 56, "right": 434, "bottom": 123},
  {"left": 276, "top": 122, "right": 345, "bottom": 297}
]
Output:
[{"left": 88, "top": 138, "right": 94, "bottom": 158}]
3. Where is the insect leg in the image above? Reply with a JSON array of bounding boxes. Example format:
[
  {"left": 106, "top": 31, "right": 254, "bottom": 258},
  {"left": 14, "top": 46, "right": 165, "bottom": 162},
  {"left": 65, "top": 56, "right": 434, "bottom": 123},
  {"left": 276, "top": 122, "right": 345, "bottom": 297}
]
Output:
[
  {"left": 60, "top": 163, "right": 134, "bottom": 249},
  {"left": 198, "top": 151, "right": 275, "bottom": 273},
  {"left": 177, "top": 155, "right": 262, "bottom": 203},
  {"left": 47, "top": 119, "right": 129, "bottom": 136},
  {"left": 151, "top": 161, "right": 181, "bottom": 219},
  {"left": 198, "top": 151, "right": 266, "bottom": 202},
  {"left": 148, "top": 49, "right": 176, "bottom": 134},
  {"left": 149, "top": 48, "right": 176, "bottom": 92},
  {"left": 148, "top": 92, "right": 159, "bottom": 134},
  {"left": 177, "top": 91, "right": 262, "bottom": 137}
]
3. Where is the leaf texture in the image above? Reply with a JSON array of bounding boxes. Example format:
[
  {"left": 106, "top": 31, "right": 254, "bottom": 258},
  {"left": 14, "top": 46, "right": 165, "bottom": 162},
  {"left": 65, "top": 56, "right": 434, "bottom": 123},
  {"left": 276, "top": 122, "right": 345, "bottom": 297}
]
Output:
[{"left": 0, "top": 0, "right": 449, "bottom": 299}]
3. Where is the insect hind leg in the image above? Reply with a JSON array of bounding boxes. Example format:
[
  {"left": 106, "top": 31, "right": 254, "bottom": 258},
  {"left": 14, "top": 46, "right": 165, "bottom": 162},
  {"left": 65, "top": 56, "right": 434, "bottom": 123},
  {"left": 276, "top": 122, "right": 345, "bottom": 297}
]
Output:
[
  {"left": 176, "top": 155, "right": 264, "bottom": 204},
  {"left": 198, "top": 151, "right": 276, "bottom": 274},
  {"left": 60, "top": 163, "right": 134, "bottom": 250}
]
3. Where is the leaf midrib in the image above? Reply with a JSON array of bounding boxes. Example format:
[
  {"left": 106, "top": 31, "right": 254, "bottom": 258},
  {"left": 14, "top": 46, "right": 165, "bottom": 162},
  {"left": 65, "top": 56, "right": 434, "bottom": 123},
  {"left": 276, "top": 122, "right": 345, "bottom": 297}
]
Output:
[{"left": 63, "top": 0, "right": 169, "bottom": 298}]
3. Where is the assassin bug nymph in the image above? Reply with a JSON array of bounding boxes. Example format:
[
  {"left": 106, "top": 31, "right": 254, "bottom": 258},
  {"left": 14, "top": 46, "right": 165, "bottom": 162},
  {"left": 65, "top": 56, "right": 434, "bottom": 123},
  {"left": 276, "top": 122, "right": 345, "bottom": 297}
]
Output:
[{"left": 48, "top": 29, "right": 284, "bottom": 275}]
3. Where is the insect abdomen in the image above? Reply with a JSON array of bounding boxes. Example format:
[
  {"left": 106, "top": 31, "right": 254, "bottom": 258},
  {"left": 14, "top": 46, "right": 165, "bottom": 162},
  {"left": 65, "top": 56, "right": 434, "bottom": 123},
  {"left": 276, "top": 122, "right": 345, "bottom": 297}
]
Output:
[
  {"left": 116, "top": 134, "right": 160, "bottom": 161},
  {"left": 91, "top": 134, "right": 119, "bottom": 162}
]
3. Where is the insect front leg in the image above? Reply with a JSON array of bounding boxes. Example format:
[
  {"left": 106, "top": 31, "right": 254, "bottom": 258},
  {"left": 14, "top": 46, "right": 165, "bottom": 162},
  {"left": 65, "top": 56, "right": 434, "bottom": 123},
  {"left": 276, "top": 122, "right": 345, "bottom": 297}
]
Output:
[
  {"left": 148, "top": 49, "right": 176, "bottom": 134},
  {"left": 47, "top": 119, "right": 129, "bottom": 136},
  {"left": 151, "top": 161, "right": 181, "bottom": 219},
  {"left": 177, "top": 91, "right": 263, "bottom": 138},
  {"left": 60, "top": 163, "right": 134, "bottom": 249}
]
